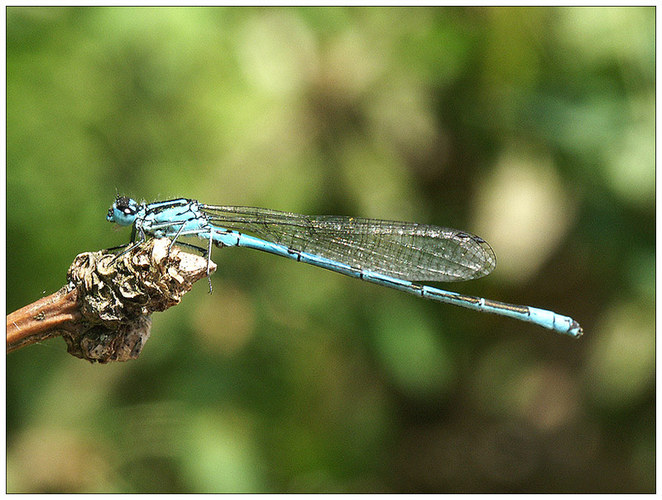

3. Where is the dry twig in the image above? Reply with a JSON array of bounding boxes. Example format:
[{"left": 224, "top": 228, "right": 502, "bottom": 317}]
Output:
[{"left": 6, "top": 238, "right": 215, "bottom": 363}]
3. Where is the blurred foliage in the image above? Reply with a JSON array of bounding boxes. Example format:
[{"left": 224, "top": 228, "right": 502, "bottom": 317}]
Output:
[{"left": 6, "top": 6, "right": 654, "bottom": 493}]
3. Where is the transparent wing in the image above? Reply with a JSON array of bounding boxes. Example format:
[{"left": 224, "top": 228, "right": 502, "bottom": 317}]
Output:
[{"left": 199, "top": 205, "right": 496, "bottom": 282}]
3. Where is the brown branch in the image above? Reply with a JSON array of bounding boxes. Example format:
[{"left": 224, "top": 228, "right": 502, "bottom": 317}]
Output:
[
  {"left": 6, "top": 238, "right": 216, "bottom": 363},
  {"left": 7, "top": 286, "right": 81, "bottom": 353}
]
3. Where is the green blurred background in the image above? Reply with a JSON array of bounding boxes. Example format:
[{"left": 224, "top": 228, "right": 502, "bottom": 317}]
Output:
[{"left": 6, "top": 6, "right": 654, "bottom": 493}]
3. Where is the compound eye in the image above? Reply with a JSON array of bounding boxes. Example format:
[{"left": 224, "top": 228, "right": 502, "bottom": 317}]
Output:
[{"left": 108, "top": 196, "right": 140, "bottom": 226}]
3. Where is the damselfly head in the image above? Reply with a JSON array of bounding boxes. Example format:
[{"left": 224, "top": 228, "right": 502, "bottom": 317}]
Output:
[{"left": 107, "top": 196, "right": 140, "bottom": 226}]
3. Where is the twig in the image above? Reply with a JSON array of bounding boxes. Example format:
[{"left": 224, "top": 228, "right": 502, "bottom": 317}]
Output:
[{"left": 6, "top": 238, "right": 216, "bottom": 363}]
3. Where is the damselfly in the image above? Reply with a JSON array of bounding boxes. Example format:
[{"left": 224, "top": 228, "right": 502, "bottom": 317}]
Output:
[{"left": 107, "top": 196, "right": 582, "bottom": 337}]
